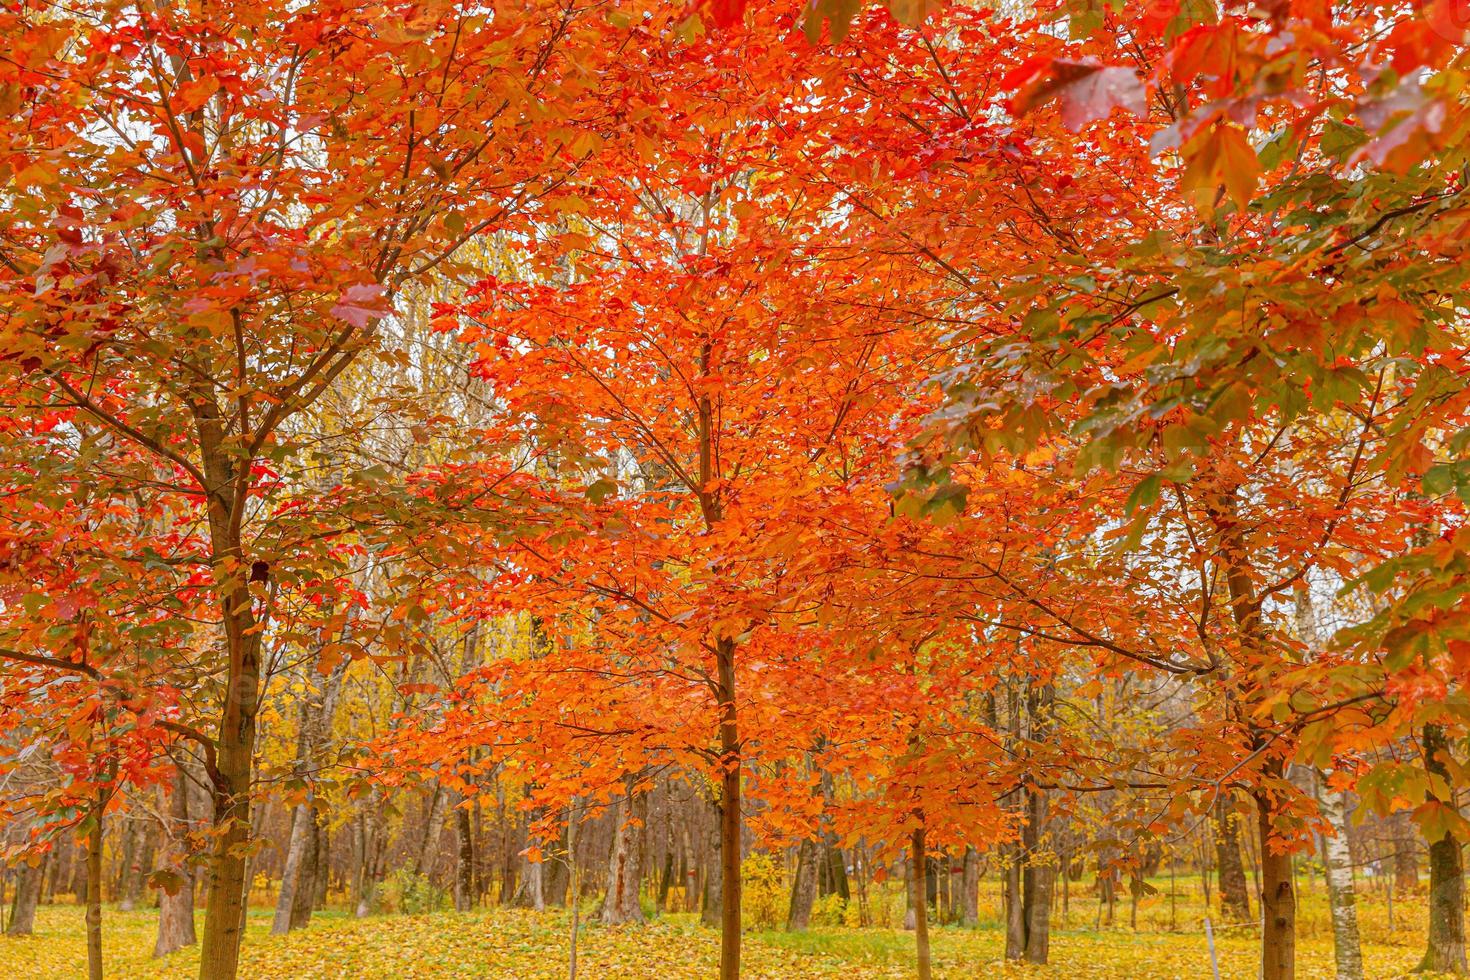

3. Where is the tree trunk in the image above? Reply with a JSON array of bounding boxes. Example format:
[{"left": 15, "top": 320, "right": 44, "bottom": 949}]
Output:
[
  {"left": 114, "top": 816, "right": 138, "bottom": 911},
  {"left": 154, "top": 767, "right": 197, "bottom": 958},
  {"left": 959, "top": 846, "right": 979, "bottom": 927},
  {"left": 1004, "top": 843, "right": 1024, "bottom": 958},
  {"left": 1256, "top": 776, "right": 1297, "bottom": 980},
  {"left": 353, "top": 789, "right": 387, "bottom": 918},
  {"left": 911, "top": 825, "right": 932, "bottom": 980},
  {"left": 786, "top": 838, "right": 818, "bottom": 931},
  {"left": 716, "top": 635, "right": 741, "bottom": 980},
  {"left": 1021, "top": 684, "right": 1054, "bottom": 964},
  {"left": 87, "top": 789, "right": 105, "bottom": 980},
  {"left": 567, "top": 799, "right": 581, "bottom": 980},
  {"left": 197, "top": 569, "right": 263, "bottom": 971},
  {"left": 290, "top": 813, "right": 320, "bottom": 929},
  {"left": 701, "top": 795, "right": 723, "bottom": 928},
  {"left": 414, "top": 783, "right": 447, "bottom": 881},
  {"left": 518, "top": 854, "right": 546, "bottom": 912},
  {"left": 271, "top": 804, "right": 313, "bottom": 935},
  {"left": 657, "top": 849, "right": 675, "bottom": 912},
  {"left": 602, "top": 780, "right": 645, "bottom": 924},
  {"left": 1023, "top": 793, "right": 1054, "bottom": 964},
  {"left": 121, "top": 823, "right": 153, "bottom": 914},
  {"left": 7, "top": 857, "right": 43, "bottom": 936},
  {"left": 1391, "top": 809, "right": 1419, "bottom": 895},
  {"left": 1215, "top": 793, "right": 1251, "bottom": 921},
  {"left": 1420, "top": 722, "right": 1467, "bottom": 974},
  {"left": 1316, "top": 771, "right": 1363, "bottom": 980},
  {"left": 455, "top": 801, "right": 476, "bottom": 912}
]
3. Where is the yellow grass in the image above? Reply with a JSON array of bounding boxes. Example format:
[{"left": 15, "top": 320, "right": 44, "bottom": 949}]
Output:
[{"left": 0, "top": 874, "right": 1439, "bottom": 979}]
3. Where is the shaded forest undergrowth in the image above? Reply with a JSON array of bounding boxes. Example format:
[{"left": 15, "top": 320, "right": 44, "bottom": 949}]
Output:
[{"left": 0, "top": 877, "right": 1440, "bottom": 979}]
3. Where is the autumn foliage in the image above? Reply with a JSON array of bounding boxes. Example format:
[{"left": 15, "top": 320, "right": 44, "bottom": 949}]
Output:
[{"left": 1, "top": 0, "right": 1468, "bottom": 978}]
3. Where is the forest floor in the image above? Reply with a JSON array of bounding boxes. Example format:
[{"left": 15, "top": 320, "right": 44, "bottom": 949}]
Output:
[{"left": 0, "top": 877, "right": 1441, "bottom": 979}]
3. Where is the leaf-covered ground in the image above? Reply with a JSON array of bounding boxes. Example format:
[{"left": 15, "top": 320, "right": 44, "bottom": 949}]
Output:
[{"left": 0, "top": 901, "right": 1435, "bottom": 979}]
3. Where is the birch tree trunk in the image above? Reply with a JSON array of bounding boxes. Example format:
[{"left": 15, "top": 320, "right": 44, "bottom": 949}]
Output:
[{"left": 1315, "top": 770, "right": 1363, "bottom": 980}]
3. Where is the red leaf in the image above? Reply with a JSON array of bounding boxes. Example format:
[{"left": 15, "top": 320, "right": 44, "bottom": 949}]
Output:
[{"left": 1010, "top": 58, "right": 1146, "bottom": 132}]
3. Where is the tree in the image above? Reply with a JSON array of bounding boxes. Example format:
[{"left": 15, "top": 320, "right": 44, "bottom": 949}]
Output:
[{"left": 0, "top": 1, "right": 654, "bottom": 974}]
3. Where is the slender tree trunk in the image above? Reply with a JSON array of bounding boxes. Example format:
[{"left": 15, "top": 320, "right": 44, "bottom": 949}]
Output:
[
  {"left": 520, "top": 855, "right": 546, "bottom": 912},
  {"left": 1004, "top": 844, "right": 1024, "bottom": 957},
  {"left": 1215, "top": 793, "right": 1251, "bottom": 921},
  {"left": 155, "top": 767, "right": 197, "bottom": 958},
  {"left": 1022, "top": 685, "right": 1055, "bottom": 964},
  {"left": 960, "top": 846, "right": 979, "bottom": 927},
  {"left": 1024, "top": 800, "right": 1054, "bottom": 964},
  {"left": 272, "top": 805, "right": 313, "bottom": 935},
  {"left": 291, "top": 819, "right": 321, "bottom": 927},
  {"left": 455, "top": 800, "right": 476, "bottom": 912},
  {"left": 7, "top": 858, "right": 43, "bottom": 936},
  {"left": 657, "top": 850, "right": 675, "bottom": 912},
  {"left": 115, "top": 816, "right": 138, "bottom": 911},
  {"left": 1256, "top": 774, "right": 1297, "bottom": 980},
  {"left": 414, "top": 783, "right": 447, "bottom": 880},
  {"left": 288, "top": 816, "right": 319, "bottom": 928},
  {"left": 198, "top": 583, "right": 262, "bottom": 973},
  {"left": 567, "top": 799, "right": 580, "bottom": 980},
  {"left": 122, "top": 825, "right": 153, "bottom": 914},
  {"left": 86, "top": 784, "right": 106, "bottom": 980},
  {"left": 716, "top": 635, "right": 741, "bottom": 980},
  {"left": 601, "top": 778, "right": 645, "bottom": 925},
  {"left": 1420, "top": 722, "right": 1467, "bottom": 974},
  {"left": 911, "top": 825, "right": 932, "bottom": 980},
  {"left": 1316, "top": 771, "right": 1363, "bottom": 980},
  {"left": 786, "top": 838, "right": 818, "bottom": 931},
  {"left": 1392, "top": 809, "right": 1419, "bottom": 895},
  {"left": 1211, "top": 484, "right": 1293, "bottom": 979},
  {"left": 353, "top": 789, "right": 386, "bottom": 918},
  {"left": 701, "top": 795, "right": 723, "bottom": 927}
]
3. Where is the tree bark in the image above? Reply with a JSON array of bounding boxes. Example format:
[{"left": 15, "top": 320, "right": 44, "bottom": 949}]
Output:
[
  {"left": 87, "top": 789, "right": 105, "bottom": 980},
  {"left": 292, "top": 818, "right": 323, "bottom": 927},
  {"left": 1215, "top": 792, "right": 1251, "bottom": 921},
  {"left": 454, "top": 800, "right": 476, "bottom": 912},
  {"left": 786, "top": 838, "right": 818, "bottom": 931},
  {"left": 121, "top": 822, "right": 153, "bottom": 914},
  {"left": 1316, "top": 771, "right": 1363, "bottom": 980},
  {"left": 7, "top": 857, "right": 43, "bottom": 936},
  {"left": 911, "top": 825, "right": 932, "bottom": 980},
  {"left": 1256, "top": 774, "right": 1297, "bottom": 980},
  {"left": 154, "top": 767, "right": 197, "bottom": 958},
  {"left": 701, "top": 794, "right": 723, "bottom": 927},
  {"left": 414, "top": 782, "right": 447, "bottom": 880},
  {"left": 1023, "top": 798, "right": 1054, "bottom": 964},
  {"left": 1420, "top": 722, "right": 1467, "bottom": 974},
  {"left": 959, "top": 846, "right": 979, "bottom": 927},
  {"left": 353, "top": 789, "right": 387, "bottom": 918},
  {"left": 271, "top": 804, "right": 313, "bottom": 935},
  {"left": 1022, "top": 685, "right": 1054, "bottom": 965},
  {"left": 196, "top": 417, "right": 267, "bottom": 980},
  {"left": 602, "top": 778, "right": 646, "bottom": 924},
  {"left": 1391, "top": 809, "right": 1419, "bottom": 895},
  {"left": 114, "top": 815, "right": 138, "bottom": 911},
  {"left": 716, "top": 635, "right": 741, "bottom": 980},
  {"left": 1004, "top": 843, "right": 1024, "bottom": 958}
]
